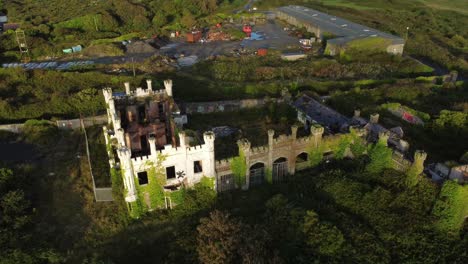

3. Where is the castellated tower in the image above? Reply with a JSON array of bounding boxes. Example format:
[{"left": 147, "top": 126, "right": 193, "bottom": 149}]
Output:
[
  {"left": 268, "top": 129, "right": 275, "bottom": 147},
  {"left": 354, "top": 109, "right": 361, "bottom": 118},
  {"left": 237, "top": 138, "right": 251, "bottom": 153},
  {"left": 164, "top": 80, "right": 173, "bottom": 97},
  {"left": 370, "top": 113, "right": 380, "bottom": 124},
  {"left": 413, "top": 150, "right": 427, "bottom": 174},
  {"left": 203, "top": 132, "right": 216, "bottom": 178},
  {"left": 124, "top": 82, "right": 131, "bottom": 95},
  {"left": 118, "top": 147, "right": 137, "bottom": 202},
  {"left": 310, "top": 125, "right": 324, "bottom": 148},
  {"left": 146, "top": 79, "right": 152, "bottom": 91},
  {"left": 102, "top": 79, "right": 218, "bottom": 215},
  {"left": 291, "top": 125, "right": 298, "bottom": 140},
  {"left": 148, "top": 135, "right": 157, "bottom": 157},
  {"left": 378, "top": 131, "right": 390, "bottom": 146},
  {"left": 179, "top": 131, "right": 187, "bottom": 148}
]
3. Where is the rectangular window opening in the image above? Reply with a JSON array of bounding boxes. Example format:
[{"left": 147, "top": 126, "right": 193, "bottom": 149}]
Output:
[
  {"left": 166, "top": 166, "right": 176, "bottom": 179},
  {"left": 194, "top": 160, "right": 203, "bottom": 174},
  {"left": 158, "top": 103, "right": 164, "bottom": 115},
  {"left": 137, "top": 171, "right": 148, "bottom": 185}
]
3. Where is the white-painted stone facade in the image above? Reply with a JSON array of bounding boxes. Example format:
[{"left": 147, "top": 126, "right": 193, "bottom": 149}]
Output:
[{"left": 103, "top": 80, "right": 214, "bottom": 203}]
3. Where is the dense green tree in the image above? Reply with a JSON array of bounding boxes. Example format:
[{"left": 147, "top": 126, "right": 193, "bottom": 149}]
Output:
[
  {"left": 196, "top": 210, "right": 243, "bottom": 264},
  {"left": 302, "top": 210, "right": 345, "bottom": 256},
  {"left": 152, "top": 11, "right": 168, "bottom": 28},
  {"left": 181, "top": 10, "right": 196, "bottom": 29},
  {"left": 434, "top": 110, "right": 467, "bottom": 130}
]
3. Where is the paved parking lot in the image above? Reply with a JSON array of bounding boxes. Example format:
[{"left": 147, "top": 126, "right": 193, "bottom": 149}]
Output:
[{"left": 158, "top": 17, "right": 300, "bottom": 60}]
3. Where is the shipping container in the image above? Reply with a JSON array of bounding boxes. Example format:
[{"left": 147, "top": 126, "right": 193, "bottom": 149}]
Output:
[{"left": 186, "top": 31, "right": 202, "bottom": 43}]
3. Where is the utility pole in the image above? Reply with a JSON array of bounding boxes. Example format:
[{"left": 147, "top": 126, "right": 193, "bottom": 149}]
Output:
[{"left": 131, "top": 57, "right": 136, "bottom": 77}]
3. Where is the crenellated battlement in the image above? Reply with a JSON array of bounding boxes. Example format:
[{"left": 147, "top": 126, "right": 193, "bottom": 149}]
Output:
[
  {"left": 132, "top": 155, "right": 151, "bottom": 162},
  {"left": 117, "top": 88, "right": 167, "bottom": 100},
  {"left": 237, "top": 138, "right": 251, "bottom": 151},
  {"left": 274, "top": 134, "right": 292, "bottom": 144},
  {"left": 296, "top": 136, "right": 312, "bottom": 144},
  {"left": 350, "top": 126, "right": 367, "bottom": 137},
  {"left": 216, "top": 159, "right": 233, "bottom": 168},
  {"left": 251, "top": 146, "right": 269, "bottom": 155}
]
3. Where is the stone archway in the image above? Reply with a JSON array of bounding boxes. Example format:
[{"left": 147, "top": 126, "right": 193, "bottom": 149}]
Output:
[
  {"left": 295, "top": 152, "right": 309, "bottom": 171},
  {"left": 249, "top": 162, "right": 265, "bottom": 187},
  {"left": 273, "top": 157, "right": 288, "bottom": 183}
]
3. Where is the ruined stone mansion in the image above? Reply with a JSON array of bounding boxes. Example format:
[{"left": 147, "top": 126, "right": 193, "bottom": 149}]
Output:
[{"left": 102, "top": 79, "right": 426, "bottom": 216}]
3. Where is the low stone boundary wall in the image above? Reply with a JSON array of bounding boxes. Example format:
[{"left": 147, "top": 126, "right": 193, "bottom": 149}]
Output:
[
  {"left": 0, "top": 123, "right": 24, "bottom": 133},
  {"left": 56, "top": 115, "right": 108, "bottom": 130},
  {"left": 182, "top": 97, "right": 286, "bottom": 114}
]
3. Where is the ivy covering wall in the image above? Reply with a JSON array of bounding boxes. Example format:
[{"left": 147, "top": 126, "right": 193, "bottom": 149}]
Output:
[
  {"left": 307, "top": 130, "right": 367, "bottom": 167},
  {"left": 129, "top": 155, "right": 168, "bottom": 218},
  {"left": 265, "top": 168, "right": 273, "bottom": 184},
  {"left": 406, "top": 160, "right": 424, "bottom": 187},
  {"left": 365, "top": 138, "right": 393, "bottom": 174},
  {"left": 432, "top": 180, "right": 468, "bottom": 233},
  {"left": 231, "top": 149, "right": 247, "bottom": 187}
]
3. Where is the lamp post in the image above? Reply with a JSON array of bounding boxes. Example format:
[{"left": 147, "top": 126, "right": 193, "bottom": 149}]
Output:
[{"left": 405, "top": 27, "right": 410, "bottom": 41}]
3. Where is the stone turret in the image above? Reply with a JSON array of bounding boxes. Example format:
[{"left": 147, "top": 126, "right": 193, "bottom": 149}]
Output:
[
  {"left": 204, "top": 131, "right": 215, "bottom": 150},
  {"left": 413, "top": 150, "right": 427, "bottom": 169},
  {"left": 237, "top": 138, "right": 251, "bottom": 190},
  {"left": 237, "top": 138, "right": 251, "bottom": 153},
  {"left": 108, "top": 98, "right": 116, "bottom": 117},
  {"left": 115, "top": 128, "right": 125, "bottom": 147},
  {"left": 406, "top": 150, "right": 427, "bottom": 187},
  {"left": 114, "top": 118, "right": 121, "bottom": 131},
  {"left": 378, "top": 131, "right": 390, "bottom": 146},
  {"left": 164, "top": 80, "right": 173, "bottom": 97},
  {"left": 354, "top": 109, "right": 361, "bottom": 118},
  {"left": 148, "top": 135, "right": 156, "bottom": 156},
  {"left": 268, "top": 129, "right": 275, "bottom": 147},
  {"left": 310, "top": 125, "right": 324, "bottom": 148},
  {"left": 291, "top": 125, "right": 298, "bottom": 140},
  {"left": 103, "top": 88, "right": 113, "bottom": 103},
  {"left": 146, "top": 79, "right": 152, "bottom": 91},
  {"left": 370, "top": 113, "right": 379, "bottom": 124},
  {"left": 118, "top": 147, "right": 137, "bottom": 202},
  {"left": 179, "top": 131, "right": 187, "bottom": 148},
  {"left": 203, "top": 131, "right": 216, "bottom": 178},
  {"left": 124, "top": 82, "right": 131, "bottom": 95}
]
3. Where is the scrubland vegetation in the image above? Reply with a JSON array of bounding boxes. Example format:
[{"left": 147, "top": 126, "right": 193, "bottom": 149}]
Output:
[
  {"left": 0, "top": 0, "right": 244, "bottom": 60},
  {"left": 1, "top": 122, "right": 467, "bottom": 262},
  {"left": 0, "top": 0, "right": 467, "bottom": 263}
]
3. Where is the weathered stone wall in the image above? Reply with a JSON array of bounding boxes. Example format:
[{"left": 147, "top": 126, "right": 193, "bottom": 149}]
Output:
[
  {"left": 0, "top": 123, "right": 24, "bottom": 133},
  {"left": 183, "top": 97, "right": 285, "bottom": 114}
]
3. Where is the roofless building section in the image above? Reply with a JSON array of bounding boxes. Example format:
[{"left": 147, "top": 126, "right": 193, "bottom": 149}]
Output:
[{"left": 277, "top": 5, "right": 405, "bottom": 55}]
